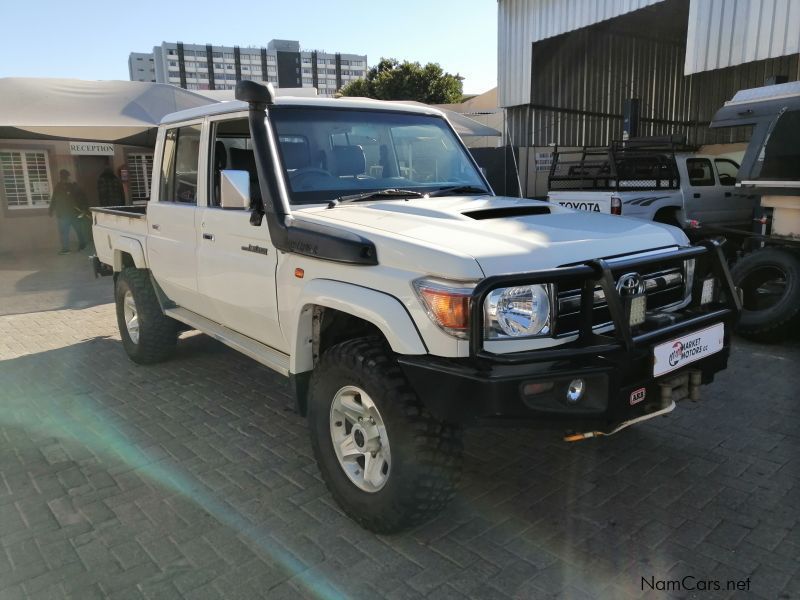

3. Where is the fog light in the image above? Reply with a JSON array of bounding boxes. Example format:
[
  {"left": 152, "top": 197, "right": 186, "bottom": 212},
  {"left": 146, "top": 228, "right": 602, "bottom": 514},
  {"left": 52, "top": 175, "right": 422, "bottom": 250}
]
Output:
[
  {"left": 566, "top": 379, "right": 585, "bottom": 403},
  {"left": 700, "top": 278, "right": 715, "bottom": 305},
  {"left": 629, "top": 295, "right": 647, "bottom": 326}
]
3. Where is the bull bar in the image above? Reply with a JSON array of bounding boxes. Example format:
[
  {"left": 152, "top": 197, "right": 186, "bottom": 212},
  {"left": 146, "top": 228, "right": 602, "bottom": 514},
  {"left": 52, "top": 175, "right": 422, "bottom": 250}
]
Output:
[{"left": 468, "top": 240, "right": 741, "bottom": 363}]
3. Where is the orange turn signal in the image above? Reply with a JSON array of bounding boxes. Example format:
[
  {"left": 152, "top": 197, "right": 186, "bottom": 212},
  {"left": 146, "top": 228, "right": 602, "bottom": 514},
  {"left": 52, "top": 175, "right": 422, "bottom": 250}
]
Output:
[
  {"left": 414, "top": 279, "right": 476, "bottom": 336},
  {"left": 295, "top": 268, "right": 305, "bottom": 279},
  {"left": 418, "top": 288, "right": 470, "bottom": 330}
]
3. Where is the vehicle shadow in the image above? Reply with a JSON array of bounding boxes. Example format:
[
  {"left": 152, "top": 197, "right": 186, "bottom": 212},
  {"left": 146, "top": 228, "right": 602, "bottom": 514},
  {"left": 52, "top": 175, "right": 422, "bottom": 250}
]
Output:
[{"left": 0, "top": 251, "right": 112, "bottom": 316}]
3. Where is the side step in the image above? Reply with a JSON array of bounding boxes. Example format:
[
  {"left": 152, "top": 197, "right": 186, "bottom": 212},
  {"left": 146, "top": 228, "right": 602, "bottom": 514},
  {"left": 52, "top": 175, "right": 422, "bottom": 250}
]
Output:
[{"left": 165, "top": 307, "right": 290, "bottom": 376}]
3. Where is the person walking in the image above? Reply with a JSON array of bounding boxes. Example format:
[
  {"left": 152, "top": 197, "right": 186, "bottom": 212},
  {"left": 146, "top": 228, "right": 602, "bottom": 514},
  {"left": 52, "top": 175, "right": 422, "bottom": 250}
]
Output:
[
  {"left": 48, "top": 169, "right": 89, "bottom": 254},
  {"left": 97, "top": 166, "right": 125, "bottom": 207}
]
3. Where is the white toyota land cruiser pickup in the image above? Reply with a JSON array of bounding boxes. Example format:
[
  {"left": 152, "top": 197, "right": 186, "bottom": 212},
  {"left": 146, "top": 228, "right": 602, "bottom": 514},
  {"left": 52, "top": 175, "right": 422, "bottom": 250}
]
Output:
[{"left": 91, "top": 81, "right": 739, "bottom": 533}]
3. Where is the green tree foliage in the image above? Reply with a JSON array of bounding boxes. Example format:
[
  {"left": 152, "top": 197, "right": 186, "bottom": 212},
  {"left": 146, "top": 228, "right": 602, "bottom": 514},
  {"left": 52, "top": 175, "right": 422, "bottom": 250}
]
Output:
[{"left": 339, "top": 58, "right": 463, "bottom": 104}]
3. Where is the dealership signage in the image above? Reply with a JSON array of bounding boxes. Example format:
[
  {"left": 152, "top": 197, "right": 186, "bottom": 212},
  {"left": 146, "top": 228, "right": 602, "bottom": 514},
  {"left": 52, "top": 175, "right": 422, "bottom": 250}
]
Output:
[{"left": 69, "top": 142, "right": 115, "bottom": 156}]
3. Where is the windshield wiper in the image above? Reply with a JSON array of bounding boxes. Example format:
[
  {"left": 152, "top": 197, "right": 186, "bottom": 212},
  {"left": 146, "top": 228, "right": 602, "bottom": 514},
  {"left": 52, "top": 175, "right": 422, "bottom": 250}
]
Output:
[
  {"left": 328, "top": 188, "right": 425, "bottom": 208},
  {"left": 427, "top": 185, "right": 489, "bottom": 197}
]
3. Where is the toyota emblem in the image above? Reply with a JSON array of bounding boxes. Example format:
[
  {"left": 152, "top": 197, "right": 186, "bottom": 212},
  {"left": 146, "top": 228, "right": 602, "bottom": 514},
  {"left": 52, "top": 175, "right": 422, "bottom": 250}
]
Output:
[{"left": 616, "top": 272, "right": 646, "bottom": 296}]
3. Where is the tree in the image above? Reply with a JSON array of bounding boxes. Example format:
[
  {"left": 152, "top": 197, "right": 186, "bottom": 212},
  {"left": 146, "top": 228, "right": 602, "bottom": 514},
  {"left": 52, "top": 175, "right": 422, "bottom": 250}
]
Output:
[{"left": 339, "top": 58, "right": 463, "bottom": 104}]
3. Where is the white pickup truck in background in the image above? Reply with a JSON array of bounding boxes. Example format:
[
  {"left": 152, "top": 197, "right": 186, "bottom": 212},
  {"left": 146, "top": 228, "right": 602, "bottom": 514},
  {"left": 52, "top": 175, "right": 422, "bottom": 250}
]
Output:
[{"left": 547, "top": 138, "right": 757, "bottom": 230}]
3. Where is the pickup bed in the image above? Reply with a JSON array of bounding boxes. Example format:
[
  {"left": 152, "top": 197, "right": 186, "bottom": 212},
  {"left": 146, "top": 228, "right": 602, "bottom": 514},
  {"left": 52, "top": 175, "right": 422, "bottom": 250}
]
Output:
[
  {"left": 547, "top": 142, "right": 757, "bottom": 230},
  {"left": 91, "top": 81, "right": 739, "bottom": 533}
]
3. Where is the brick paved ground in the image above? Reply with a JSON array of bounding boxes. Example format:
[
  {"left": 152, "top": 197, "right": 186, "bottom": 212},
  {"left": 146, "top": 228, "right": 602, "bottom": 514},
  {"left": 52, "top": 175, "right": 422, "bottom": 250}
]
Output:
[{"left": 0, "top": 253, "right": 798, "bottom": 599}]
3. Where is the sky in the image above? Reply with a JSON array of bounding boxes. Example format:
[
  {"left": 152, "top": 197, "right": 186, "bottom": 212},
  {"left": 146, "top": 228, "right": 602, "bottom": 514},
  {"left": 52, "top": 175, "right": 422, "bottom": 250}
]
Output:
[{"left": 0, "top": 0, "right": 498, "bottom": 95}]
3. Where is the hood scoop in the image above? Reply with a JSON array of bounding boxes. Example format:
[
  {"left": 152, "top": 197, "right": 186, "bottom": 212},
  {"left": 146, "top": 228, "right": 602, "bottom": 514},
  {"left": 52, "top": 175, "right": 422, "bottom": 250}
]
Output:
[{"left": 462, "top": 205, "right": 551, "bottom": 220}]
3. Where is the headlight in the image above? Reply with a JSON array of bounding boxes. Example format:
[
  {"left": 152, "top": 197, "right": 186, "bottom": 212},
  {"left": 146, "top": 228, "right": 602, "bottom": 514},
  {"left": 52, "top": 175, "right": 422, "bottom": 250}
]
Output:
[
  {"left": 413, "top": 278, "right": 474, "bottom": 339},
  {"left": 485, "top": 284, "right": 552, "bottom": 339}
]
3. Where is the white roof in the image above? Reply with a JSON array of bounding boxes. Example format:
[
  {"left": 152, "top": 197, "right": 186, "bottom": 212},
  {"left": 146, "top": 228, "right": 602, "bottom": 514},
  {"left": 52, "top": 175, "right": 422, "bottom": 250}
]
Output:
[
  {"left": 161, "top": 95, "right": 445, "bottom": 124},
  {"left": 725, "top": 81, "right": 800, "bottom": 106},
  {"left": 161, "top": 95, "right": 501, "bottom": 137}
]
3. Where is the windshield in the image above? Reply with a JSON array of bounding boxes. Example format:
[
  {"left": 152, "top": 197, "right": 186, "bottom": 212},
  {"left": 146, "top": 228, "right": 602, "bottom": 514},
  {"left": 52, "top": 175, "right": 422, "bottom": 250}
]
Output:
[{"left": 269, "top": 107, "right": 487, "bottom": 204}]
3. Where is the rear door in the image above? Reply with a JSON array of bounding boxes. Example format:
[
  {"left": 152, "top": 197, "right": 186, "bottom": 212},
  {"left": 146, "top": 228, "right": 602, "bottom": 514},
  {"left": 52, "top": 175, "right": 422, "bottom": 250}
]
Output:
[
  {"left": 196, "top": 116, "right": 286, "bottom": 352},
  {"left": 147, "top": 122, "right": 204, "bottom": 313}
]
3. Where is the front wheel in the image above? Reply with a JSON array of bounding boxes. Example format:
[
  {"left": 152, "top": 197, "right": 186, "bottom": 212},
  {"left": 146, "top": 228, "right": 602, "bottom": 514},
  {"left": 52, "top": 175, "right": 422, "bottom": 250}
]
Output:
[{"left": 308, "top": 338, "right": 463, "bottom": 533}]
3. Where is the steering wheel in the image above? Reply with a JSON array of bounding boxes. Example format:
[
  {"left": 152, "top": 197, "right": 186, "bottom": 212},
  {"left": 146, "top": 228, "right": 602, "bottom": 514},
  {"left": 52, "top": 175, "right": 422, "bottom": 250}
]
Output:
[{"left": 289, "top": 168, "right": 335, "bottom": 189}]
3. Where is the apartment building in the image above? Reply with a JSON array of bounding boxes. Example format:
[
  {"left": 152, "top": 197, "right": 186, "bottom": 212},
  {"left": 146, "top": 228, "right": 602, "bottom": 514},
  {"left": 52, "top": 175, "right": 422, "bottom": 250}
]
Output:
[{"left": 130, "top": 40, "right": 367, "bottom": 96}]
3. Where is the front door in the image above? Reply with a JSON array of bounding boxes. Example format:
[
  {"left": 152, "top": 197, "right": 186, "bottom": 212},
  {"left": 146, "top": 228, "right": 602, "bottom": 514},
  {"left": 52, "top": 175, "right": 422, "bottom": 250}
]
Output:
[
  {"left": 76, "top": 155, "right": 111, "bottom": 207},
  {"left": 147, "top": 123, "right": 203, "bottom": 312},
  {"left": 713, "top": 158, "right": 758, "bottom": 227},
  {"left": 683, "top": 157, "right": 726, "bottom": 225},
  {"left": 195, "top": 117, "right": 285, "bottom": 351}
]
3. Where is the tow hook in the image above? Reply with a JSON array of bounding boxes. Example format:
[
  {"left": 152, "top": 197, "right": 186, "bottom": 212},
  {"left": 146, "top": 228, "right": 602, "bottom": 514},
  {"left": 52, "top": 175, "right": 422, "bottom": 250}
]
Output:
[{"left": 563, "top": 369, "right": 703, "bottom": 443}]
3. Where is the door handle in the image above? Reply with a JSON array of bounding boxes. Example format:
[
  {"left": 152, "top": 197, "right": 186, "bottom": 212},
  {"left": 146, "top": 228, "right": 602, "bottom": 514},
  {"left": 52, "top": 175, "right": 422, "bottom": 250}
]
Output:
[
  {"left": 693, "top": 193, "right": 701, "bottom": 198},
  {"left": 202, "top": 233, "right": 215, "bottom": 241},
  {"left": 151, "top": 224, "right": 160, "bottom": 230},
  {"left": 724, "top": 192, "right": 732, "bottom": 197}
]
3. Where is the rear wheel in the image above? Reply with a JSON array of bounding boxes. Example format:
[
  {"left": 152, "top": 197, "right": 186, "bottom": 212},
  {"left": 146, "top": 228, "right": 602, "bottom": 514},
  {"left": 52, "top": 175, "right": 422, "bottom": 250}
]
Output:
[
  {"left": 731, "top": 248, "right": 800, "bottom": 342},
  {"left": 115, "top": 268, "right": 178, "bottom": 363},
  {"left": 654, "top": 207, "right": 681, "bottom": 228},
  {"left": 308, "top": 337, "right": 463, "bottom": 533}
]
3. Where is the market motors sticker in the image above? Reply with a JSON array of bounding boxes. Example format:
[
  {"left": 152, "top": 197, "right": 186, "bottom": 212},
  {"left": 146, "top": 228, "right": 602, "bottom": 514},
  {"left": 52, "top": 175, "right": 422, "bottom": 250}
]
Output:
[{"left": 653, "top": 323, "right": 724, "bottom": 377}]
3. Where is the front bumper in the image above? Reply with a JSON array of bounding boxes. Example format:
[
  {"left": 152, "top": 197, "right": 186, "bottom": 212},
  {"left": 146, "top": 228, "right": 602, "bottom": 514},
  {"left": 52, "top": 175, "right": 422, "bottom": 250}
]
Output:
[{"left": 398, "top": 241, "right": 740, "bottom": 430}]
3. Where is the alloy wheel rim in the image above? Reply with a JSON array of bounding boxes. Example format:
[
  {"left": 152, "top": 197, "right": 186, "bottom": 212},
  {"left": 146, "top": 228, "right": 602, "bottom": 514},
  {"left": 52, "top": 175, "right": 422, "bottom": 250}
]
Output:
[
  {"left": 123, "top": 290, "right": 140, "bottom": 344},
  {"left": 329, "top": 385, "right": 391, "bottom": 493}
]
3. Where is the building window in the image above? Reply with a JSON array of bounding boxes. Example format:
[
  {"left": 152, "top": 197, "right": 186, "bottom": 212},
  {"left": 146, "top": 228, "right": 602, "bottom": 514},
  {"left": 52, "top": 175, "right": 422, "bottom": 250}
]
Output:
[
  {"left": 267, "top": 55, "right": 276, "bottom": 64},
  {"left": 127, "top": 153, "right": 154, "bottom": 202},
  {"left": 0, "top": 150, "right": 52, "bottom": 209}
]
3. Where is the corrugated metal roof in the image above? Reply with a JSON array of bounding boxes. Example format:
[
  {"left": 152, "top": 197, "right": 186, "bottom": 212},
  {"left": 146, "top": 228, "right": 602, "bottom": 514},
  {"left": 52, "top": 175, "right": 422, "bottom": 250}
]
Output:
[
  {"left": 685, "top": 0, "right": 800, "bottom": 74},
  {"left": 498, "top": 0, "right": 663, "bottom": 107}
]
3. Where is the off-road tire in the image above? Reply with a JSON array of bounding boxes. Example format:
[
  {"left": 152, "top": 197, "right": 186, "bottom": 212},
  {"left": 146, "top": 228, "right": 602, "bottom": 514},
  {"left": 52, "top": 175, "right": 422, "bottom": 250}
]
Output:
[
  {"left": 115, "top": 268, "right": 178, "bottom": 364},
  {"left": 731, "top": 248, "right": 800, "bottom": 343},
  {"left": 308, "top": 337, "right": 463, "bottom": 533}
]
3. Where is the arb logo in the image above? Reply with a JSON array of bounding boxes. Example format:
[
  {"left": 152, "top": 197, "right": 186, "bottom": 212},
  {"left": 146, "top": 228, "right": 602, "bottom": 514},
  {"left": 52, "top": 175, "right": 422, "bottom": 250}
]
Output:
[{"left": 630, "top": 387, "right": 647, "bottom": 405}]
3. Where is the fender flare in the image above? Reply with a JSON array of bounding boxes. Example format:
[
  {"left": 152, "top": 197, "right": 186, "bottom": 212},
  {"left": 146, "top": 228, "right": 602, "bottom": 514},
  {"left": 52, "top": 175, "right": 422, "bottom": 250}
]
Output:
[
  {"left": 290, "top": 279, "right": 427, "bottom": 374},
  {"left": 113, "top": 236, "right": 147, "bottom": 270}
]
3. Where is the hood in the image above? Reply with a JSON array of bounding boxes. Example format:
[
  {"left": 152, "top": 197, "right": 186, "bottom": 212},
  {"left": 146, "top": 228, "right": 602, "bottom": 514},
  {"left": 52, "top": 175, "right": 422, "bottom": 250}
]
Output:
[{"left": 301, "top": 196, "right": 687, "bottom": 276}]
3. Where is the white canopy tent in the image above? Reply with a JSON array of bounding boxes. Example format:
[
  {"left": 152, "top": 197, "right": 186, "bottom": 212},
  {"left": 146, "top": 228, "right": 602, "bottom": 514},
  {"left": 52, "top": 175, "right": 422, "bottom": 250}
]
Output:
[
  {"left": 0, "top": 78, "right": 217, "bottom": 146},
  {"left": 0, "top": 78, "right": 500, "bottom": 145}
]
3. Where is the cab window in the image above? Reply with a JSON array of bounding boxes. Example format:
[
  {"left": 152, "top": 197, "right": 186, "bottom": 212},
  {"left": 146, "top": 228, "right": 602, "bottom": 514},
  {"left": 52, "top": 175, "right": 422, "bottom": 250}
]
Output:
[
  {"left": 160, "top": 124, "right": 201, "bottom": 204},
  {"left": 686, "top": 158, "right": 716, "bottom": 187},
  {"left": 209, "top": 118, "right": 257, "bottom": 208},
  {"left": 714, "top": 159, "right": 739, "bottom": 186}
]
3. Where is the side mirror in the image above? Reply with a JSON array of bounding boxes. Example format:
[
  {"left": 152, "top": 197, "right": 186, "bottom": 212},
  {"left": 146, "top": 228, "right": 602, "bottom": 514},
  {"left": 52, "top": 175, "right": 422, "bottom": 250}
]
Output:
[{"left": 220, "top": 170, "right": 251, "bottom": 209}]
